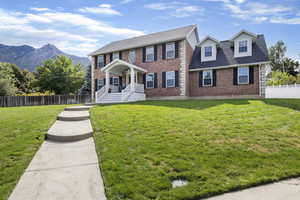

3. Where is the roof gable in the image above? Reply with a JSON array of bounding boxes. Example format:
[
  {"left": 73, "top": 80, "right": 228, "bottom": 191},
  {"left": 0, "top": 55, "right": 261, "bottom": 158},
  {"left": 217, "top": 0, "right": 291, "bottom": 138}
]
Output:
[
  {"left": 230, "top": 30, "right": 257, "bottom": 41},
  {"left": 199, "top": 36, "right": 219, "bottom": 46}
]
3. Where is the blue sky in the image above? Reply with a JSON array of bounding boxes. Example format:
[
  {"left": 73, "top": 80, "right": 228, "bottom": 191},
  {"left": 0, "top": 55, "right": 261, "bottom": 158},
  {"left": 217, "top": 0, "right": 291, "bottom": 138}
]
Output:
[{"left": 0, "top": 0, "right": 299, "bottom": 60}]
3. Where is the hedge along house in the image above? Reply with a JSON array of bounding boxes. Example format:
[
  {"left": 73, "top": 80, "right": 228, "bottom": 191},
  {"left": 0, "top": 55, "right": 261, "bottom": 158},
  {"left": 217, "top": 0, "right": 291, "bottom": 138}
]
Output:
[{"left": 88, "top": 26, "right": 269, "bottom": 103}]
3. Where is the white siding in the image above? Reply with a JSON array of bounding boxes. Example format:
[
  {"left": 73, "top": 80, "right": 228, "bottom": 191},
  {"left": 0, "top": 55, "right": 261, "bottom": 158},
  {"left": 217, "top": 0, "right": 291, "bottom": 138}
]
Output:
[
  {"left": 234, "top": 33, "right": 253, "bottom": 58},
  {"left": 186, "top": 29, "right": 198, "bottom": 50},
  {"left": 201, "top": 39, "right": 217, "bottom": 62}
]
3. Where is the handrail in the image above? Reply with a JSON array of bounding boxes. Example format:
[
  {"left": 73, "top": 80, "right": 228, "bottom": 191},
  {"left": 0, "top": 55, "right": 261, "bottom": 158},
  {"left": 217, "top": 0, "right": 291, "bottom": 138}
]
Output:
[{"left": 95, "top": 86, "right": 106, "bottom": 102}]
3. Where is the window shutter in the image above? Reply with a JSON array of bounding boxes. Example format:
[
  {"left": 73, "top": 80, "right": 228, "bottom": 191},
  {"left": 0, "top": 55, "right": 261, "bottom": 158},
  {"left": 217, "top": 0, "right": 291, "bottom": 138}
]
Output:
[
  {"left": 233, "top": 68, "right": 238, "bottom": 85},
  {"left": 175, "top": 70, "right": 179, "bottom": 87},
  {"left": 162, "top": 44, "right": 166, "bottom": 60},
  {"left": 119, "top": 52, "right": 122, "bottom": 60},
  {"left": 199, "top": 71, "right": 203, "bottom": 87},
  {"left": 110, "top": 77, "right": 113, "bottom": 84},
  {"left": 175, "top": 41, "right": 179, "bottom": 58},
  {"left": 213, "top": 69, "right": 217, "bottom": 86},
  {"left": 162, "top": 72, "right": 166, "bottom": 88},
  {"left": 143, "top": 74, "right": 146, "bottom": 89},
  {"left": 110, "top": 53, "right": 113, "bottom": 62},
  {"left": 154, "top": 73, "right": 158, "bottom": 88},
  {"left": 249, "top": 66, "right": 254, "bottom": 84},
  {"left": 94, "top": 56, "right": 98, "bottom": 69},
  {"left": 95, "top": 79, "right": 98, "bottom": 90},
  {"left": 103, "top": 54, "right": 106, "bottom": 66},
  {"left": 104, "top": 78, "right": 106, "bottom": 85},
  {"left": 142, "top": 47, "right": 146, "bottom": 62},
  {"left": 154, "top": 45, "right": 157, "bottom": 61},
  {"left": 119, "top": 76, "right": 122, "bottom": 86}
]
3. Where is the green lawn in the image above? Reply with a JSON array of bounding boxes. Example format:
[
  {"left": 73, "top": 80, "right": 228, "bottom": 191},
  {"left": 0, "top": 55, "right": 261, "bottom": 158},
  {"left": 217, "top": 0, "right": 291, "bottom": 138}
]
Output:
[
  {"left": 0, "top": 105, "right": 68, "bottom": 200},
  {"left": 91, "top": 99, "right": 300, "bottom": 200}
]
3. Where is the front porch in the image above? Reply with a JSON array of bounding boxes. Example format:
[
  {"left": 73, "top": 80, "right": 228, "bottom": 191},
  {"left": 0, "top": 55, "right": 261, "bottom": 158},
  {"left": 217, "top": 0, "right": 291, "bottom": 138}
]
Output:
[{"left": 95, "top": 59, "right": 147, "bottom": 104}]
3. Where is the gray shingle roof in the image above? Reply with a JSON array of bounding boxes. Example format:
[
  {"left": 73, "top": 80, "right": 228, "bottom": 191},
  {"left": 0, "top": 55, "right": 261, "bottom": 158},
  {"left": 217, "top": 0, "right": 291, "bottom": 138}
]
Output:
[
  {"left": 189, "top": 35, "right": 269, "bottom": 70},
  {"left": 89, "top": 25, "right": 196, "bottom": 56}
]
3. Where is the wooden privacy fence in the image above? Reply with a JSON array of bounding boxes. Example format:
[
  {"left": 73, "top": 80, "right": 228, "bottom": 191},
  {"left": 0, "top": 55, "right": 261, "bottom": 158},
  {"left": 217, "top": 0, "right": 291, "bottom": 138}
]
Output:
[{"left": 0, "top": 95, "right": 91, "bottom": 107}]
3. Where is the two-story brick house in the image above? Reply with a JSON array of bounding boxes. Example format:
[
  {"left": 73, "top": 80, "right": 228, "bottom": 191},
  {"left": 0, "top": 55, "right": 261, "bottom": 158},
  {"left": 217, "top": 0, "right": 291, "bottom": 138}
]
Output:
[{"left": 88, "top": 25, "right": 269, "bottom": 103}]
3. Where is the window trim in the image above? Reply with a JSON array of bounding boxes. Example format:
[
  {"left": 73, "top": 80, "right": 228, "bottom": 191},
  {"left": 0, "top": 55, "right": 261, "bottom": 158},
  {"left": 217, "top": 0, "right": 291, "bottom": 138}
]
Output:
[
  {"left": 238, "top": 40, "right": 248, "bottom": 53},
  {"left": 166, "top": 71, "right": 175, "bottom": 88},
  {"left": 166, "top": 42, "right": 175, "bottom": 59},
  {"left": 146, "top": 73, "right": 155, "bottom": 89},
  {"left": 238, "top": 66, "right": 249, "bottom": 85},
  {"left": 112, "top": 52, "right": 119, "bottom": 60},
  {"left": 204, "top": 46, "right": 213, "bottom": 57},
  {"left": 202, "top": 70, "right": 213, "bottom": 87},
  {"left": 146, "top": 46, "right": 154, "bottom": 62}
]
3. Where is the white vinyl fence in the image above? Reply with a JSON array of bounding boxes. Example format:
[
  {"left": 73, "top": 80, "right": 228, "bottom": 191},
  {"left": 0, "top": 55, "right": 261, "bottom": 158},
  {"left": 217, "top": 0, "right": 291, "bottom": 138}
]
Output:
[{"left": 266, "top": 84, "right": 300, "bottom": 99}]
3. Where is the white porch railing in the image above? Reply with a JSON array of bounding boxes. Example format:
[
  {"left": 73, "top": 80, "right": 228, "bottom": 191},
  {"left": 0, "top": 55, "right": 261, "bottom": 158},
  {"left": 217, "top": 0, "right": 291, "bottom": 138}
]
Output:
[
  {"left": 134, "top": 83, "right": 145, "bottom": 93},
  {"left": 95, "top": 86, "right": 106, "bottom": 102},
  {"left": 121, "top": 83, "right": 145, "bottom": 101}
]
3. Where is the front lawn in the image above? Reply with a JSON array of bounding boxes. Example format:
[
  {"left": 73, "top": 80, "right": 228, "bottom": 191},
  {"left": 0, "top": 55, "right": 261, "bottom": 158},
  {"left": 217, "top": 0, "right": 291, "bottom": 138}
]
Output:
[
  {"left": 0, "top": 105, "right": 68, "bottom": 200},
  {"left": 91, "top": 99, "right": 300, "bottom": 200}
]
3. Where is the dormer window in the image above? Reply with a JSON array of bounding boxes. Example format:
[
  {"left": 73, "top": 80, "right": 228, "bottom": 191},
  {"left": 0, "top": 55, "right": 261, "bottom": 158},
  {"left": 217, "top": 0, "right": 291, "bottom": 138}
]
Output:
[
  {"left": 112, "top": 52, "right": 119, "bottom": 60},
  {"left": 239, "top": 40, "right": 248, "bottom": 53},
  {"left": 166, "top": 42, "right": 175, "bottom": 59},
  {"left": 204, "top": 46, "right": 212, "bottom": 57}
]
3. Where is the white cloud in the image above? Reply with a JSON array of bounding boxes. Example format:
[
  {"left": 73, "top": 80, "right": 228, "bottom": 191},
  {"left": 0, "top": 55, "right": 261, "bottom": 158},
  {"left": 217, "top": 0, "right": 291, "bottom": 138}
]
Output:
[
  {"left": 121, "top": 0, "right": 133, "bottom": 4},
  {"left": 0, "top": 8, "right": 144, "bottom": 56},
  {"left": 234, "top": 0, "right": 246, "bottom": 4},
  {"left": 30, "top": 7, "right": 51, "bottom": 12},
  {"left": 270, "top": 17, "right": 300, "bottom": 25},
  {"left": 145, "top": 2, "right": 203, "bottom": 18},
  {"left": 225, "top": 2, "right": 292, "bottom": 23},
  {"left": 78, "top": 4, "right": 122, "bottom": 16}
]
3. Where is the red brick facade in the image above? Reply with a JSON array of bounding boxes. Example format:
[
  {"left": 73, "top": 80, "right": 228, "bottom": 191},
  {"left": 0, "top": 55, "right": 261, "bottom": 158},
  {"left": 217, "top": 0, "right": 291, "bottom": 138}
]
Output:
[{"left": 189, "top": 66, "right": 260, "bottom": 97}]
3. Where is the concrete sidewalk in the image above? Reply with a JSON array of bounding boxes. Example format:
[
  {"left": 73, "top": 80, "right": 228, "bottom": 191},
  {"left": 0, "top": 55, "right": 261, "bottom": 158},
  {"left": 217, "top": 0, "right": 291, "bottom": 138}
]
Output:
[
  {"left": 205, "top": 178, "right": 300, "bottom": 200},
  {"left": 9, "top": 106, "right": 106, "bottom": 200}
]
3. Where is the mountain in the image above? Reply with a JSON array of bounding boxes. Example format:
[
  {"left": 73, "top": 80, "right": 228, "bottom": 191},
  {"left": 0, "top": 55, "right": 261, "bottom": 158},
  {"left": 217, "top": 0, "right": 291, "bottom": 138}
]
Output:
[{"left": 0, "top": 44, "right": 90, "bottom": 71}]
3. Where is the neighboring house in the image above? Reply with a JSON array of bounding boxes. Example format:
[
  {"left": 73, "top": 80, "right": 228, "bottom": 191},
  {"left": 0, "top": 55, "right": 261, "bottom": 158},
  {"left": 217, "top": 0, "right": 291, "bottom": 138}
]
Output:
[{"left": 88, "top": 25, "right": 269, "bottom": 103}]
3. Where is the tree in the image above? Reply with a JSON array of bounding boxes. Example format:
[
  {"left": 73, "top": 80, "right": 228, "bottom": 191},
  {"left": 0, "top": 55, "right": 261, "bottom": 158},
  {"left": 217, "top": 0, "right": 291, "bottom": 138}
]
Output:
[
  {"left": 0, "top": 79, "right": 16, "bottom": 96},
  {"left": 269, "top": 41, "right": 299, "bottom": 75},
  {"left": 36, "top": 55, "right": 85, "bottom": 94},
  {"left": 267, "top": 71, "right": 296, "bottom": 86},
  {"left": 0, "top": 62, "right": 18, "bottom": 95},
  {"left": 80, "top": 64, "right": 91, "bottom": 95}
]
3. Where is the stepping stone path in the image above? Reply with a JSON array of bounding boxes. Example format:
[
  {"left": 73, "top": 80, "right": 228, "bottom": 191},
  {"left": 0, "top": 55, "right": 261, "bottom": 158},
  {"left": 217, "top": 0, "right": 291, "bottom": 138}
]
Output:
[{"left": 9, "top": 105, "right": 106, "bottom": 200}]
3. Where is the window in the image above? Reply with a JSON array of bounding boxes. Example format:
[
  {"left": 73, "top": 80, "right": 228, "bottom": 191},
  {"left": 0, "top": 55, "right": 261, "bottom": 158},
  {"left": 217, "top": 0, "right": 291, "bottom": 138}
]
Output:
[
  {"left": 146, "top": 73, "right": 154, "bottom": 88},
  {"left": 112, "top": 77, "right": 119, "bottom": 86},
  {"left": 146, "top": 46, "right": 154, "bottom": 62},
  {"left": 112, "top": 52, "right": 119, "bottom": 60},
  {"left": 203, "top": 70, "right": 213, "bottom": 86},
  {"left": 239, "top": 40, "right": 248, "bottom": 53},
  {"left": 98, "top": 79, "right": 104, "bottom": 90},
  {"left": 98, "top": 55, "right": 104, "bottom": 68},
  {"left": 166, "top": 71, "right": 175, "bottom": 88},
  {"left": 128, "top": 50, "right": 136, "bottom": 64},
  {"left": 204, "top": 46, "right": 212, "bottom": 57},
  {"left": 166, "top": 42, "right": 175, "bottom": 59},
  {"left": 238, "top": 67, "right": 249, "bottom": 84}
]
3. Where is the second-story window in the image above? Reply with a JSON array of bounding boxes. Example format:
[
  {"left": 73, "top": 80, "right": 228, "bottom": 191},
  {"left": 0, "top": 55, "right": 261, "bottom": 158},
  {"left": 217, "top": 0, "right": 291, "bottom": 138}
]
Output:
[
  {"left": 239, "top": 40, "right": 248, "bottom": 53},
  {"left": 146, "top": 46, "right": 154, "bottom": 62},
  {"left": 204, "top": 46, "right": 212, "bottom": 57},
  {"left": 166, "top": 42, "right": 175, "bottom": 59},
  {"left": 113, "top": 52, "right": 119, "bottom": 60},
  {"left": 128, "top": 50, "right": 136, "bottom": 64},
  {"left": 98, "top": 55, "right": 104, "bottom": 68}
]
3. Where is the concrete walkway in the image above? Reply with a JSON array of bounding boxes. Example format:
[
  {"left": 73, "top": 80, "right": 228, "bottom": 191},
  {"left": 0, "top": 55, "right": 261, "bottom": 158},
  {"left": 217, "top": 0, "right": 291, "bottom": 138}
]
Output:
[
  {"left": 9, "top": 106, "right": 106, "bottom": 200},
  {"left": 205, "top": 178, "right": 300, "bottom": 200}
]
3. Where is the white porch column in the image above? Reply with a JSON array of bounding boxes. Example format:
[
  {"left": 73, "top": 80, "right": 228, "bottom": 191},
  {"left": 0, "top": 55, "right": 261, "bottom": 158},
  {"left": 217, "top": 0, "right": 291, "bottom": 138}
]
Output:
[
  {"left": 105, "top": 70, "right": 110, "bottom": 93},
  {"left": 130, "top": 67, "right": 135, "bottom": 92}
]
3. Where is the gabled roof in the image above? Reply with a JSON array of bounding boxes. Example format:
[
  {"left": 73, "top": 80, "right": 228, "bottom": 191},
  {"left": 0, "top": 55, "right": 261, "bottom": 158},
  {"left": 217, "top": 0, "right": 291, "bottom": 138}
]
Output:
[
  {"left": 230, "top": 29, "right": 257, "bottom": 41},
  {"left": 101, "top": 59, "right": 147, "bottom": 73},
  {"left": 89, "top": 25, "right": 197, "bottom": 56},
  {"left": 189, "top": 34, "right": 269, "bottom": 70},
  {"left": 198, "top": 36, "right": 219, "bottom": 46}
]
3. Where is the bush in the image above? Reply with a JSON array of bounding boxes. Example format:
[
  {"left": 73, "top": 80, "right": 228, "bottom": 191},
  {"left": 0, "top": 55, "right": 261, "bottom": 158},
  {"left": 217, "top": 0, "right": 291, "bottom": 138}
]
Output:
[{"left": 267, "top": 71, "right": 297, "bottom": 86}]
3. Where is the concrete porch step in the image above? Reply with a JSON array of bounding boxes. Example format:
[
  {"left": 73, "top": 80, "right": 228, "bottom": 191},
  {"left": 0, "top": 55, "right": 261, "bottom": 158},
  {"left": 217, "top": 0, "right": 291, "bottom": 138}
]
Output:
[
  {"left": 46, "top": 120, "right": 93, "bottom": 142},
  {"left": 64, "top": 106, "right": 93, "bottom": 111},
  {"left": 57, "top": 111, "right": 89, "bottom": 121}
]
